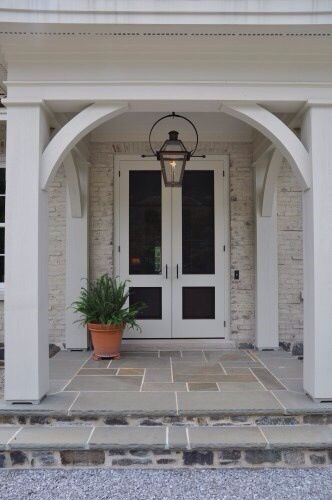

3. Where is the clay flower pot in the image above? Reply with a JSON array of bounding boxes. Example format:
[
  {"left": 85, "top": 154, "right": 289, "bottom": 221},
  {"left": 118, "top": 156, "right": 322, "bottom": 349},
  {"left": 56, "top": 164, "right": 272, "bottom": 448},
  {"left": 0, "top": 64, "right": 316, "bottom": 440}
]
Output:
[{"left": 88, "top": 323, "right": 124, "bottom": 360}]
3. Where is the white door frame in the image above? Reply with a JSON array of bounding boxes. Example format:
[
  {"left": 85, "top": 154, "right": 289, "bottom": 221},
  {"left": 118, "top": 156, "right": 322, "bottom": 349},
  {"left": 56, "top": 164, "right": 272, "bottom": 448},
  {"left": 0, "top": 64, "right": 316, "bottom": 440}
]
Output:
[{"left": 114, "top": 154, "right": 230, "bottom": 340}]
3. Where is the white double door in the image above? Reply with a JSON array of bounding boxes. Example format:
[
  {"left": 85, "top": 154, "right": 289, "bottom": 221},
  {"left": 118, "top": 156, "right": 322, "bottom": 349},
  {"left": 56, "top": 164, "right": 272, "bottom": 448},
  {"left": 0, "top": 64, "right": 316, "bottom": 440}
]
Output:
[{"left": 116, "top": 157, "right": 227, "bottom": 339}]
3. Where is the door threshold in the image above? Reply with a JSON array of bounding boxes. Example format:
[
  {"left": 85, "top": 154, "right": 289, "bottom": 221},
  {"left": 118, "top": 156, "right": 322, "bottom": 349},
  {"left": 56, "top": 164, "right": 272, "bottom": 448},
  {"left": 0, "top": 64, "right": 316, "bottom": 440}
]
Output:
[{"left": 122, "top": 339, "right": 235, "bottom": 350}]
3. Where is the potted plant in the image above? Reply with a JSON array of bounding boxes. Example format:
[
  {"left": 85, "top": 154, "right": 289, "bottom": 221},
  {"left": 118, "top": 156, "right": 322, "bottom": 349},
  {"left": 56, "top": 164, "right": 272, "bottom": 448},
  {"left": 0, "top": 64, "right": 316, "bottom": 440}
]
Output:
[{"left": 72, "top": 274, "right": 143, "bottom": 360}]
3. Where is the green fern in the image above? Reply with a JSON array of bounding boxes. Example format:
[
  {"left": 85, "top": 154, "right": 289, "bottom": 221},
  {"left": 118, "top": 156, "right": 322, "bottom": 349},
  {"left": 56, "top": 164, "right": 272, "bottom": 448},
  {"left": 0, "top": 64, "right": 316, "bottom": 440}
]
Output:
[{"left": 72, "top": 274, "right": 144, "bottom": 331}]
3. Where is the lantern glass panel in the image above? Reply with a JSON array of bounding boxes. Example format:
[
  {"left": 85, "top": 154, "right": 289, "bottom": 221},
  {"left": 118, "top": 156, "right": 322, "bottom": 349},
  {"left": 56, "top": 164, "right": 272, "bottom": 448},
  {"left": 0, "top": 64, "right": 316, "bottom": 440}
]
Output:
[{"left": 160, "top": 153, "right": 187, "bottom": 187}]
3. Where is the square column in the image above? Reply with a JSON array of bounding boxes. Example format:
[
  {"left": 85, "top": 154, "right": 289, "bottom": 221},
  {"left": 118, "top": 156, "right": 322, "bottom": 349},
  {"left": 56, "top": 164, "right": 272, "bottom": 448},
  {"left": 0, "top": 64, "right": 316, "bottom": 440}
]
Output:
[
  {"left": 255, "top": 162, "right": 279, "bottom": 349},
  {"left": 4, "top": 102, "right": 50, "bottom": 403},
  {"left": 301, "top": 104, "right": 332, "bottom": 401},
  {"left": 65, "top": 161, "right": 89, "bottom": 349}
]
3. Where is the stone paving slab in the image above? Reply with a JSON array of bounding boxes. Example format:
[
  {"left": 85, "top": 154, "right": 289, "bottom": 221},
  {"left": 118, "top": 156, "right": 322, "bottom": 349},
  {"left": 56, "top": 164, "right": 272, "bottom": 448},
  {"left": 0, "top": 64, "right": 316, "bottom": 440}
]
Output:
[
  {"left": 261, "top": 424, "right": 332, "bottom": 448},
  {"left": 70, "top": 391, "right": 177, "bottom": 416},
  {"left": 253, "top": 351, "right": 293, "bottom": 359},
  {"left": 174, "top": 374, "right": 257, "bottom": 383},
  {"left": 0, "top": 393, "right": 79, "bottom": 414},
  {"left": 0, "top": 427, "right": 20, "bottom": 450},
  {"left": 108, "top": 359, "right": 171, "bottom": 369},
  {"left": 168, "top": 427, "right": 188, "bottom": 448},
  {"left": 120, "top": 352, "right": 159, "bottom": 358},
  {"left": 117, "top": 368, "right": 145, "bottom": 376},
  {"left": 159, "top": 351, "right": 182, "bottom": 359},
  {"left": 180, "top": 352, "right": 205, "bottom": 361},
  {"left": 51, "top": 351, "right": 91, "bottom": 362},
  {"left": 188, "top": 426, "right": 266, "bottom": 449},
  {"left": 82, "top": 358, "right": 111, "bottom": 369},
  {"left": 188, "top": 383, "right": 219, "bottom": 391},
  {"left": 89, "top": 426, "right": 166, "bottom": 449},
  {"left": 272, "top": 390, "right": 332, "bottom": 413},
  {"left": 141, "top": 382, "right": 187, "bottom": 392},
  {"left": 251, "top": 367, "right": 286, "bottom": 390},
  {"left": 216, "top": 382, "right": 266, "bottom": 392},
  {"left": 144, "top": 368, "right": 172, "bottom": 383},
  {"left": 9, "top": 427, "right": 92, "bottom": 449},
  {"left": 177, "top": 391, "right": 282, "bottom": 415},
  {"left": 204, "top": 351, "right": 253, "bottom": 361},
  {"left": 64, "top": 375, "right": 143, "bottom": 392},
  {"left": 280, "top": 379, "right": 304, "bottom": 392},
  {"left": 48, "top": 380, "right": 68, "bottom": 394},
  {"left": 77, "top": 369, "right": 118, "bottom": 376},
  {"left": 172, "top": 362, "right": 224, "bottom": 375},
  {"left": 268, "top": 365, "right": 303, "bottom": 379}
]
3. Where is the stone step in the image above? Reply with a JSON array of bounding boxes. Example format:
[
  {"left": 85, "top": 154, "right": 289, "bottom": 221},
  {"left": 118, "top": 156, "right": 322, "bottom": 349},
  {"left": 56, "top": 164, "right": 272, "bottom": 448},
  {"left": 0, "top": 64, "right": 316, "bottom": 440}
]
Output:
[{"left": 0, "top": 423, "right": 331, "bottom": 468}]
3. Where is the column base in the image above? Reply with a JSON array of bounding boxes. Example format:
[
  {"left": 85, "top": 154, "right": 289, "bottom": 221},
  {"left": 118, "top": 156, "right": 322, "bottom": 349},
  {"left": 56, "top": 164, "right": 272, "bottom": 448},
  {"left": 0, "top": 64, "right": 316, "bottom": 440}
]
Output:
[
  {"left": 6, "top": 395, "right": 47, "bottom": 405},
  {"left": 305, "top": 391, "right": 332, "bottom": 404}
]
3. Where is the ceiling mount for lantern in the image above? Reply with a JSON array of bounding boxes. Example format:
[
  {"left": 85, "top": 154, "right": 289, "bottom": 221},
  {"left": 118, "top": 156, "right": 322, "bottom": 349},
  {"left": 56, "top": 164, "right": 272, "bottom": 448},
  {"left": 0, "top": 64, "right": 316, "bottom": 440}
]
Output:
[{"left": 142, "top": 112, "right": 206, "bottom": 187}]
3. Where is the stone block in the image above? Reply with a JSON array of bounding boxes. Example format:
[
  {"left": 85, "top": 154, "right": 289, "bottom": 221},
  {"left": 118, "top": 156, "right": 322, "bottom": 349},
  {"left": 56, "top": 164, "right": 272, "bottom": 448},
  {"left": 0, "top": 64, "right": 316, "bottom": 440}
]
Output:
[
  {"left": 10, "top": 451, "right": 28, "bottom": 466},
  {"left": 309, "top": 453, "right": 326, "bottom": 465},
  {"left": 283, "top": 448, "right": 305, "bottom": 466},
  {"left": 32, "top": 451, "right": 56, "bottom": 467},
  {"left": 245, "top": 449, "right": 282, "bottom": 464},
  {"left": 292, "top": 342, "right": 303, "bottom": 356},
  {"left": 60, "top": 450, "right": 105, "bottom": 466},
  {"left": 219, "top": 449, "right": 242, "bottom": 461},
  {"left": 112, "top": 458, "right": 152, "bottom": 466},
  {"left": 183, "top": 450, "right": 214, "bottom": 466}
]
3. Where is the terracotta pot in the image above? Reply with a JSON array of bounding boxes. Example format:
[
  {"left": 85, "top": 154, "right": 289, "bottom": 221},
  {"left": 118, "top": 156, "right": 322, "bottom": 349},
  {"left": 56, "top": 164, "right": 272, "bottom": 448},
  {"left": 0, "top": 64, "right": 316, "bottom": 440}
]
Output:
[{"left": 88, "top": 323, "right": 124, "bottom": 360}]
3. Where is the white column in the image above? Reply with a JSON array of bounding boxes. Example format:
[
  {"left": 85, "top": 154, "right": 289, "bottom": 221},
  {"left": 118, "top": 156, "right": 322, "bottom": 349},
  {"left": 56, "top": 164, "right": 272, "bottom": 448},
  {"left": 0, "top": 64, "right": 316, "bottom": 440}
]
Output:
[
  {"left": 301, "top": 104, "right": 332, "bottom": 401},
  {"left": 255, "top": 161, "right": 279, "bottom": 349},
  {"left": 4, "top": 102, "right": 50, "bottom": 403},
  {"left": 65, "top": 161, "right": 89, "bottom": 349}
]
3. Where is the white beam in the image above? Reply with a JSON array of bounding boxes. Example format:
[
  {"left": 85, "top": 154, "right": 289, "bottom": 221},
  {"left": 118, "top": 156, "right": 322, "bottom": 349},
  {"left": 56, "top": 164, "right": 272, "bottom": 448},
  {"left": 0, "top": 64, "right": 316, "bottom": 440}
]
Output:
[
  {"left": 255, "top": 160, "right": 279, "bottom": 350},
  {"left": 65, "top": 162, "right": 89, "bottom": 349},
  {"left": 301, "top": 104, "right": 332, "bottom": 401},
  {"left": 4, "top": 102, "right": 49, "bottom": 402}
]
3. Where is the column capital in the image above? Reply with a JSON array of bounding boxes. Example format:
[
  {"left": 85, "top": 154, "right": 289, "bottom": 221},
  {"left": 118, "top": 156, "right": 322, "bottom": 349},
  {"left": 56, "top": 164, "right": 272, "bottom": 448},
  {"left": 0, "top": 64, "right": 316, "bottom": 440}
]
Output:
[
  {"left": 306, "top": 99, "right": 332, "bottom": 109},
  {"left": 2, "top": 98, "right": 46, "bottom": 107}
]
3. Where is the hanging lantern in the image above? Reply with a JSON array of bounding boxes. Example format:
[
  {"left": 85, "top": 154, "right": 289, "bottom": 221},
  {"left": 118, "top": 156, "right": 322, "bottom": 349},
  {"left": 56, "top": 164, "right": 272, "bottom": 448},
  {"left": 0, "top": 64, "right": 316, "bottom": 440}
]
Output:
[{"left": 142, "top": 112, "right": 205, "bottom": 187}]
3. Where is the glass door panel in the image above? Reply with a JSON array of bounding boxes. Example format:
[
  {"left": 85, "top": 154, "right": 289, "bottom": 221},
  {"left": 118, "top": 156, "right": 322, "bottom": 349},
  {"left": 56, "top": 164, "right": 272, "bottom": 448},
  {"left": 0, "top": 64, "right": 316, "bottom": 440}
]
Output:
[{"left": 182, "top": 171, "right": 215, "bottom": 275}]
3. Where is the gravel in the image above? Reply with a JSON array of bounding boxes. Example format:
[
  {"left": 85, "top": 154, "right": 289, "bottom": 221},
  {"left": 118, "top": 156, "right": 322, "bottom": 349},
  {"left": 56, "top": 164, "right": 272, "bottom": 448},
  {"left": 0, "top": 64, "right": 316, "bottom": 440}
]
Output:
[{"left": 0, "top": 468, "right": 331, "bottom": 500}]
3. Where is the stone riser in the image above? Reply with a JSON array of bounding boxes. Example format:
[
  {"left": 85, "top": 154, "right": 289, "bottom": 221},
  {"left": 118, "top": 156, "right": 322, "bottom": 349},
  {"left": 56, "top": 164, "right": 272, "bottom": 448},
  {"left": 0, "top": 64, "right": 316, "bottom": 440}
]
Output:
[
  {"left": 1, "top": 413, "right": 331, "bottom": 426},
  {"left": 3, "top": 448, "right": 332, "bottom": 469}
]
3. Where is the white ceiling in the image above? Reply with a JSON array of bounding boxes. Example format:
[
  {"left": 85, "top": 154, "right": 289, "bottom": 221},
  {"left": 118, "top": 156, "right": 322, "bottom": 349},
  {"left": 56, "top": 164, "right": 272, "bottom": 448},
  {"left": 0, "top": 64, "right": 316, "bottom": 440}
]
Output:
[{"left": 90, "top": 111, "right": 254, "bottom": 143}]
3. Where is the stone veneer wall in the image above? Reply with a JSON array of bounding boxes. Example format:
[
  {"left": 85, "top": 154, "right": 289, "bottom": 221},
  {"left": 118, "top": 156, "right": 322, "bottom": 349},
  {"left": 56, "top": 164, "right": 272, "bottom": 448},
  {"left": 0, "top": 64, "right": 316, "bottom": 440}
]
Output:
[
  {"left": 0, "top": 139, "right": 304, "bottom": 346},
  {"left": 277, "top": 159, "right": 304, "bottom": 343}
]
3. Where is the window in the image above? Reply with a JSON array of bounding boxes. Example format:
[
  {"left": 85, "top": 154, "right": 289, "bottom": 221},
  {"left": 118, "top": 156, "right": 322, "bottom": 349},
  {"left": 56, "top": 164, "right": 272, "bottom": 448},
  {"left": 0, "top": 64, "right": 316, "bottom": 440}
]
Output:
[{"left": 0, "top": 166, "right": 5, "bottom": 284}]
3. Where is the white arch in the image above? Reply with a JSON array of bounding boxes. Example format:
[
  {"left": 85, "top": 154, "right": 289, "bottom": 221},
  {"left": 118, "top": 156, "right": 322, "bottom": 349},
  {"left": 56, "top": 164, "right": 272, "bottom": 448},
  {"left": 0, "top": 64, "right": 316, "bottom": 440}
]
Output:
[
  {"left": 64, "top": 154, "right": 82, "bottom": 218},
  {"left": 262, "top": 149, "right": 283, "bottom": 217},
  {"left": 41, "top": 102, "right": 128, "bottom": 190},
  {"left": 220, "top": 102, "right": 311, "bottom": 191}
]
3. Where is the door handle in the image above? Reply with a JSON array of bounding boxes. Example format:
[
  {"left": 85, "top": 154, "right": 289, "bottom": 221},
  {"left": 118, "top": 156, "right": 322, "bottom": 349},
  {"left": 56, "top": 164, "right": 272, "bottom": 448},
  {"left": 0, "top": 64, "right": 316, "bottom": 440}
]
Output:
[
  {"left": 165, "top": 264, "right": 168, "bottom": 279},
  {"left": 176, "top": 264, "right": 179, "bottom": 279}
]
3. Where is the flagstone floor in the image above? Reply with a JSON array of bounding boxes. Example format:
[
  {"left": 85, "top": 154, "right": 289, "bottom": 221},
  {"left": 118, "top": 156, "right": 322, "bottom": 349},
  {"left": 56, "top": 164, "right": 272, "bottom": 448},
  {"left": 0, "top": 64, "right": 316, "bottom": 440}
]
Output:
[{"left": 1, "top": 348, "right": 332, "bottom": 415}]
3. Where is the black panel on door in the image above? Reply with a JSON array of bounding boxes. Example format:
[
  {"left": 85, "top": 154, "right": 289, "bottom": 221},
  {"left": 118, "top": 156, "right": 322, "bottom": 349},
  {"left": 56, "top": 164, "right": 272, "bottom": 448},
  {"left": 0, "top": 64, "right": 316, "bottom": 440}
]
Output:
[
  {"left": 129, "top": 171, "right": 162, "bottom": 275},
  {"left": 182, "top": 171, "right": 215, "bottom": 275}
]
